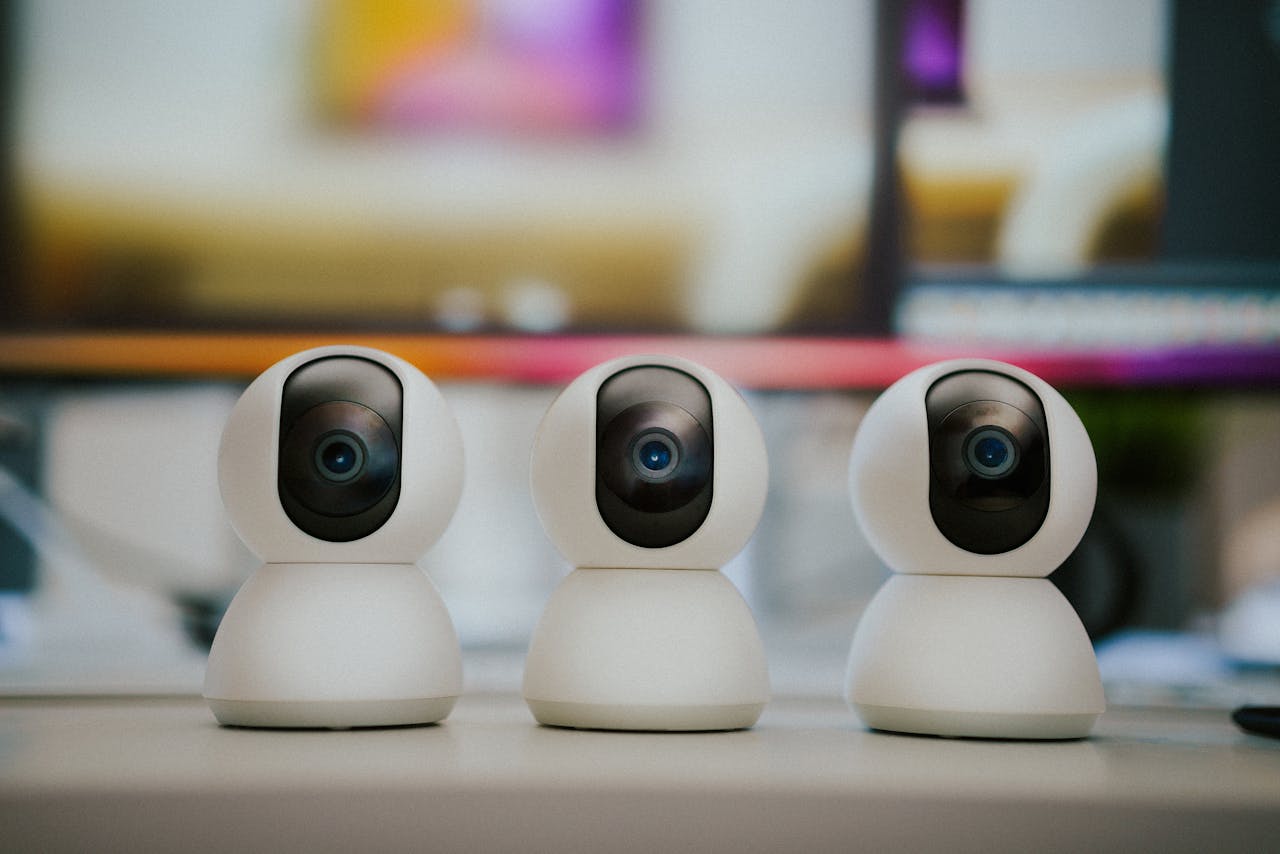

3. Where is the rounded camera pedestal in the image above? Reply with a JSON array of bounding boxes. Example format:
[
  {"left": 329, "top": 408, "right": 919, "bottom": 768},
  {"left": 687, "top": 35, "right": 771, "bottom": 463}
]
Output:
[
  {"left": 523, "top": 568, "right": 769, "bottom": 731},
  {"left": 204, "top": 563, "right": 461, "bottom": 729},
  {"left": 845, "top": 574, "right": 1104, "bottom": 740}
]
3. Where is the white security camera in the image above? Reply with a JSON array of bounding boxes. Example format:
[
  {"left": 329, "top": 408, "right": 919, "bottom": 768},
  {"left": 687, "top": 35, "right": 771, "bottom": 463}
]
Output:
[
  {"left": 845, "top": 358, "right": 1104, "bottom": 739},
  {"left": 203, "top": 345, "right": 464, "bottom": 728},
  {"left": 523, "top": 354, "right": 770, "bottom": 730}
]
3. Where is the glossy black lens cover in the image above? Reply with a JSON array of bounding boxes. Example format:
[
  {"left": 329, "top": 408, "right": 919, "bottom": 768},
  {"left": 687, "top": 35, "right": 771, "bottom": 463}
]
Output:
[
  {"left": 926, "top": 371, "right": 1050, "bottom": 554},
  {"left": 277, "top": 356, "right": 403, "bottom": 542},
  {"left": 280, "top": 401, "right": 397, "bottom": 513},
  {"left": 599, "top": 403, "right": 711, "bottom": 512},
  {"left": 595, "top": 366, "right": 713, "bottom": 548}
]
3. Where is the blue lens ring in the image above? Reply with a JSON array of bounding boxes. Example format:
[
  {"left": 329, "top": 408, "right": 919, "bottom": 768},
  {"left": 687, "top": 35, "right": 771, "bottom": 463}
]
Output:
[
  {"left": 630, "top": 430, "right": 680, "bottom": 481},
  {"left": 963, "top": 426, "right": 1018, "bottom": 479},
  {"left": 314, "top": 432, "right": 368, "bottom": 483},
  {"left": 639, "top": 439, "right": 672, "bottom": 471}
]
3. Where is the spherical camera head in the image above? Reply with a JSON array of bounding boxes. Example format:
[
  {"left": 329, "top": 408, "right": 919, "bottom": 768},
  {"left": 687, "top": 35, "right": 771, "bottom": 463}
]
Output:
[
  {"left": 849, "top": 358, "right": 1096, "bottom": 578},
  {"left": 530, "top": 353, "right": 767, "bottom": 570},
  {"left": 218, "top": 345, "right": 463, "bottom": 564}
]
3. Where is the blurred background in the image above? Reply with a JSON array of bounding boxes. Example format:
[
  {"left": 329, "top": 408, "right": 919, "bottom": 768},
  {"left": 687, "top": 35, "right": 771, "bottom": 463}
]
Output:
[{"left": 1, "top": 0, "right": 1279, "bottom": 704}]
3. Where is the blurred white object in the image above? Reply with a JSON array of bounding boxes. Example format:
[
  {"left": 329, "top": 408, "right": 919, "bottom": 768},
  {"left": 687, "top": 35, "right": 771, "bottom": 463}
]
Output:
[
  {"left": 19, "top": 1, "right": 875, "bottom": 335},
  {"left": 0, "top": 466, "right": 206, "bottom": 694},
  {"left": 434, "top": 286, "right": 489, "bottom": 331},
  {"left": 897, "top": 285, "right": 1280, "bottom": 349},
  {"left": 1, "top": 384, "right": 253, "bottom": 693},
  {"left": 1222, "top": 498, "right": 1280, "bottom": 596},
  {"left": 1220, "top": 583, "right": 1280, "bottom": 666},
  {"left": 426, "top": 383, "right": 562, "bottom": 653},
  {"left": 44, "top": 385, "right": 253, "bottom": 596},
  {"left": 500, "top": 277, "right": 572, "bottom": 332},
  {"left": 687, "top": 141, "right": 871, "bottom": 332},
  {"left": 997, "top": 92, "right": 1167, "bottom": 277},
  {"left": 1096, "top": 631, "right": 1230, "bottom": 684},
  {"left": 1219, "top": 499, "right": 1280, "bottom": 665}
]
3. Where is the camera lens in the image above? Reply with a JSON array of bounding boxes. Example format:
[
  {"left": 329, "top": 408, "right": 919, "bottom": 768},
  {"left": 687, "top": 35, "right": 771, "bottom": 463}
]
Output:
[
  {"left": 279, "top": 400, "right": 398, "bottom": 519},
  {"left": 632, "top": 431, "right": 680, "bottom": 480},
  {"left": 597, "top": 401, "right": 711, "bottom": 516},
  {"left": 314, "top": 433, "right": 366, "bottom": 483},
  {"left": 639, "top": 440, "right": 671, "bottom": 471},
  {"left": 973, "top": 435, "right": 1007, "bottom": 468},
  {"left": 964, "top": 427, "right": 1018, "bottom": 479}
]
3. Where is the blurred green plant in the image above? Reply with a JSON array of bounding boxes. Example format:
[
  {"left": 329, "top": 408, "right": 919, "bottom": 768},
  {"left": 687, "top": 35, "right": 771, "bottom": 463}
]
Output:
[{"left": 1065, "top": 391, "right": 1204, "bottom": 496}]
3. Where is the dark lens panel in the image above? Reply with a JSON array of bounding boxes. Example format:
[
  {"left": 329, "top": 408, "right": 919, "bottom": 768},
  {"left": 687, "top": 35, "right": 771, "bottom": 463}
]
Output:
[
  {"left": 925, "top": 370, "right": 1051, "bottom": 554},
  {"left": 595, "top": 366, "right": 715, "bottom": 548},
  {"left": 279, "top": 401, "right": 398, "bottom": 519},
  {"left": 932, "top": 401, "right": 1045, "bottom": 511},
  {"left": 599, "top": 403, "right": 710, "bottom": 514},
  {"left": 277, "top": 356, "right": 404, "bottom": 543}
]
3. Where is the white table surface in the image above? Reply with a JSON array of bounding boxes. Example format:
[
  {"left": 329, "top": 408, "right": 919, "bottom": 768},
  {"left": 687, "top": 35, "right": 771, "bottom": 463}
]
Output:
[{"left": 2, "top": 692, "right": 1278, "bottom": 853}]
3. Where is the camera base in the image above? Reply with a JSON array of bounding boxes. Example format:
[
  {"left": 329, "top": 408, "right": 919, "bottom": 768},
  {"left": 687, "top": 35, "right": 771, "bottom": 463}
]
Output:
[
  {"left": 846, "top": 574, "right": 1104, "bottom": 740},
  {"left": 204, "top": 562, "right": 461, "bottom": 729},
  {"left": 526, "top": 699, "right": 765, "bottom": 732},
  {"left": 523, "top": 568, "right": 769, "bottom": 731},
  {"left": 207, "top": 696, "right": 457, "bottom": 730}
]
